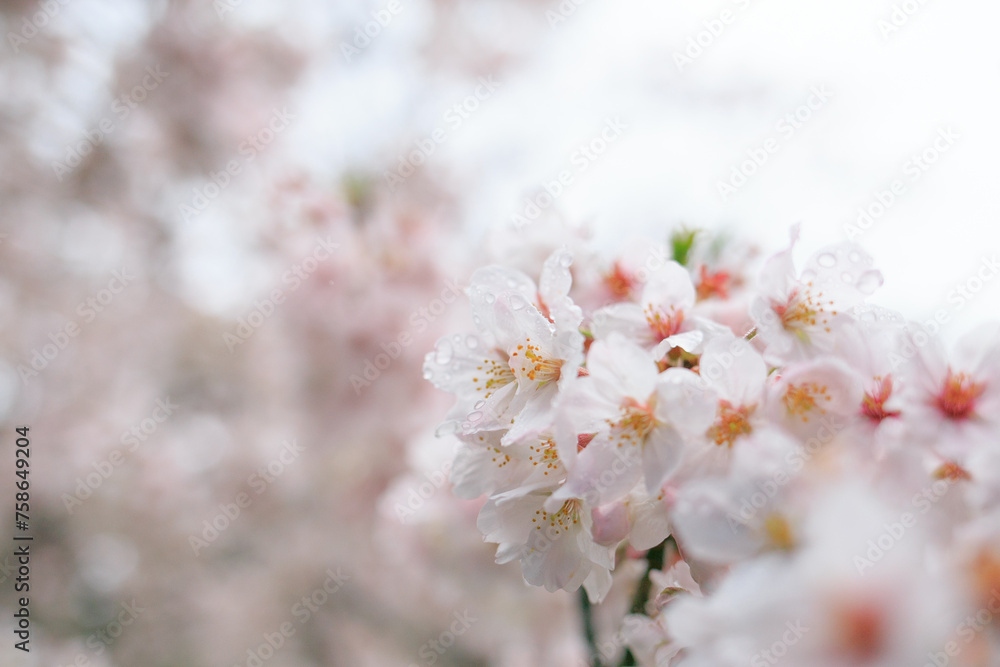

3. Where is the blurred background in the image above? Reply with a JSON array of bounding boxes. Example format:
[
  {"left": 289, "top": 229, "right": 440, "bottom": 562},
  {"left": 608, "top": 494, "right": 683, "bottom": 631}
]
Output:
[{"left": 1, "top": 0, "right": 999, "bottom": 665}]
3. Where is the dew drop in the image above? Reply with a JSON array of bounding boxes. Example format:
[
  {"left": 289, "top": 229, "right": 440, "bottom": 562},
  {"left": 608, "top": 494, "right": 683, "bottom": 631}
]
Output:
[
  {"left": 559, "top": 252, "right": 573, "bottom": 268},
  {"left": 466, "top": 335, "right": 479, "bottom": 349},
  {"left": 506, "top": 278, "right": 519, "bottom": 288},
  {"left": 485, "top": 293, "right": 497, "bottom": 304},
  {"left": 474, "top": 399, "right": 486, "bottom": 409},
  {"left": 856, "top": 270, "right": 882, "bottom": 295},
  {"left": 435, "top": 340, "right": 453, "bottom": 364},
  {"left": 435, "top": 421, "right": 459, "bottom": 437},
  {"left": 509, "top": 294, "right": 529, "bottom": 310},
  {"left": 817, "top": 253, "right": 837, "bottom": 268},
  {"left": 467, "top": 411, "right": 484, "bottom": 423}
]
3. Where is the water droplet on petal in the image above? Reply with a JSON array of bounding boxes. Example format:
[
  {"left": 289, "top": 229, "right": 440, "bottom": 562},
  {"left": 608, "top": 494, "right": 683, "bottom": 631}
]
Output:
[
  {"left": 509, "top": 294, "right": 528, "bottom": 310},
  {"left": 467, "top": 411, "right": 484, "bottom": 423},
  {"left": 435, "top": 422, "right": 459, "bottom": 437},
  {"left": 506, "top": 278, "right": 518, "bottom": 288},
  {"left": 474, "top": 399, "right": 486, "bottom": 409},
  {"left": 466, "top": 335, "right": 479, "bottom": 349},
  {"left": 435, "top": 340, "right": 453, "bottom": 364},
  {"left": 856, "top": 270, "right": 883, "bottom": 295},
  {"left": 485, "top": 293, "right": 496, "bottom": 304},
  {"left": 817, "top": 253, "right": 837, "bottom": 268},
  {"left": 559, "top": 252, "right": 573, "bottom": 268}
]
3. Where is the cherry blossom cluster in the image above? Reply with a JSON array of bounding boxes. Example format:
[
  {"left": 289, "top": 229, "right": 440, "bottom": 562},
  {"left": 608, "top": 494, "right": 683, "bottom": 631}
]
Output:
[{"left": 425, "top": 225, "right": 1000, "bottom": 666}]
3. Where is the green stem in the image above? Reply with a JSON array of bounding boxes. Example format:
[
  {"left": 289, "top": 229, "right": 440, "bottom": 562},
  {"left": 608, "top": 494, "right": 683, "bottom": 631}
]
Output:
[
  {"left": 580, "top": 588, "right": 598, "bottom": 666},
  {"left": 621, "top": 539, "right": 670, "bottom": 666}
]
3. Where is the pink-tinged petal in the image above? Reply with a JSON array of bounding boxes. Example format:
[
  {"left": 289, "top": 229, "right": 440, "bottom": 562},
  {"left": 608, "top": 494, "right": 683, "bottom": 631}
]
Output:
[
  {"left": 423, "top": 333, "right": 499, "bottom": 395},
  {"left": 448, "top": 378, "right": 518, "bottom": 434},
  {"left": 450, "top": 431, "right": 533, "bottom": 499},
  {"left": 494, "top": 540, "right": 527, "bottom": 564},
  {"left": 654, "top": 369, "right": 716, "bottom": 438},
  {"left": 955, "top": 321, "right": 1000, "bottom": 378},
  {"left": 492, "top": 294, "right": 555, "bottom": 353},
  {"left": 642, "top": 424, "right": 686, "bottom": 493},
  {"left": 552, "top": 435, "right": 643, "bottom": 507},
  {"left": 699, "top": 335, "right": 767, "bottom": 406},
  {"left": 522, "top": 525, "right": 590, "bottom": 593},
  {"left": 628, "top": 492, "right": 672, "bottom": 551},
  {"left": 670, "top": 480, "right": 764, "bottom": 564},
  {"left": 591, "top": 502, "right": 630, "bottom": 546},
  {"left": 477, "top": 487, "right": 546, "bottom": 545},
  {"left": 539, "top": 247, "right": 583, "bottom": 332},
  {"left": 768, "top": 357, "right": 863, "bottom": 440},
  {"left": 656, "top": 329, "right": 703, "bottom": 358},
  {"left": 468, "top": 265, "right": 536, "bottom": 312},
  {"left": 583, "top": 566, "right": 614, "bottom": 603},
  {"left": 800, "top": 241, "right": 883, "bottom": 303},
  {"left": 756, "top": 223, "right": 800, "bottom": 302},
  {"left": 502, "top": 381, "right": 559, "bottom": 445},
  {"left": 641, "top": 260, "right": 697, "bottom": 313},
  {"left": 587, "top": 334, "right": 659, "bottom": 404},
  {"left": 551, "top": 375, "right": 620, "bottom": 466},
  {"left": 591, "top": 303, "right": 653, "bottom": 346}
]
